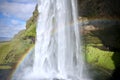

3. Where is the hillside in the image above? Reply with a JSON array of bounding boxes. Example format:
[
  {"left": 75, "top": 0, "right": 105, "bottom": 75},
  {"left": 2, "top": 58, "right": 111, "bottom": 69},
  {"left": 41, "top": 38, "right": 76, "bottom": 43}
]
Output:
[{"left": 0, "top": 5, "right": 38, "bottom": 70}]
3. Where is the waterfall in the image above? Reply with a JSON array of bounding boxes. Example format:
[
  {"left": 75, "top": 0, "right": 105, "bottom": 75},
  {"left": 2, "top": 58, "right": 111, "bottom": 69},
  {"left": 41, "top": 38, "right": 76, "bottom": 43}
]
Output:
[
  {"left": 12, "top": 0, "right": 90, "bottom": 80},
  {"left": 32, "top": 0, "right": 88, "bottom": 79}
]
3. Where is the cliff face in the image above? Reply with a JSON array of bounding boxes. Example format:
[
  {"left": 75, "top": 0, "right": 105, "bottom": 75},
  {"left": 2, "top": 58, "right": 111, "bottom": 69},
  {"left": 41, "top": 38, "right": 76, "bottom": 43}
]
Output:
[
  {"left": 20, "top": 5, "right": 38, "bottom": 43},
  {"left": 78, "top": 0, "right": 120, "bottom": 51},
  {"left": 26, "top": 5, "right": 38, "bottom": 29},
  {"left": 80, "top": 1, "right": 120, "bottom": 78},
  {"left": 78, "top": 0, "right": 120, "bottom": 19}
]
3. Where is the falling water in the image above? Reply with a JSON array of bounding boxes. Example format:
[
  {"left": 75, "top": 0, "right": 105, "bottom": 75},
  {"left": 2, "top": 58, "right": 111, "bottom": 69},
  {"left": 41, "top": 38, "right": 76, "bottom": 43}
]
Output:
[{"left": 12, "top": 0, "right": 90, "bottom": 80}]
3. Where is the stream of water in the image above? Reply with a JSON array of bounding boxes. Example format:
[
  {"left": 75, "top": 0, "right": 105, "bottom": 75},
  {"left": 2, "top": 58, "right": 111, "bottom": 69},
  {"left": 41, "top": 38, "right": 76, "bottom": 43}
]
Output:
[{"left": 12, "top": 0, "right": 90, "bottom": 80}]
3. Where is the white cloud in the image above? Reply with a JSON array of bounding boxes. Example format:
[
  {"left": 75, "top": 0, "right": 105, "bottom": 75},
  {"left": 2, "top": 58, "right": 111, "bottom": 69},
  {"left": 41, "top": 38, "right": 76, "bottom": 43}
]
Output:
[
  {"left": 11, "top": 19, "right": 19, "bottom": 25},
  {"left": 0, "top": 23, "right": 25, "bottom": 37},
  {"left": 0, "top": 1, "right": 37, "bottom": 37},
  {"left": 0, "top": 2, "right": 36, "bottom": 20},
  {"left": 0, "top": 18, "right": 26, "bottom": 37}
]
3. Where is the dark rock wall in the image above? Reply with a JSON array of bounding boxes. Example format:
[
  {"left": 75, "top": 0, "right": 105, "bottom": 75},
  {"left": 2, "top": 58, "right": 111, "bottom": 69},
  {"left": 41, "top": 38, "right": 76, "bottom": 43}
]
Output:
[{"left": 78, "top": 0, "right": 120, "bottom": 19}]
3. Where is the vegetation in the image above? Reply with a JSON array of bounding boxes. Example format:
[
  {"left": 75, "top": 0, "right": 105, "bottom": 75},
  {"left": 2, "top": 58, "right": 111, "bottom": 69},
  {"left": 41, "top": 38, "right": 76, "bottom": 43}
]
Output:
[
  {"left": 78, "top": 0, "right": 120, "bottom": 71},
  {"left": 86, "top": 44, "right": 114, "bottom": 70},
  {"left": 84, "top": 32, "right": 115, "bottom": 70},
  {"left": 84, "top": 24, "right": 120, "bottom": 71},
  {"left": 0, "top": 36, "right": 34, "bottom": 68},
  {"left": 0, "top": 5, "right": 38, "bottom": 69},
  {"left": 24, "top": 23, "right": 36, "bottom": 37}
]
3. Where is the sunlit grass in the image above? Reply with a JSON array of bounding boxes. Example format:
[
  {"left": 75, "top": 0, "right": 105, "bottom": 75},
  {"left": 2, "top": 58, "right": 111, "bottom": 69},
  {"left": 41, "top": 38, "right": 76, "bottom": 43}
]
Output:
[
  {"left": 0, "top": 66, "right": 11, "bottom": 69},
  {"left": 24, "top": 23, "right": 36, "bottom": 37},
  {"left": 0, "top": 22, "right": 36, "bottom": 67},
  {"left": 0, "top": 37, "right": 34, "bottom": 68},
  {"left": 0, "top": 42, "right": 13, "bottom": 64},
  {"left": 86, "top": 44, "right": 115, "bottom": 70}
]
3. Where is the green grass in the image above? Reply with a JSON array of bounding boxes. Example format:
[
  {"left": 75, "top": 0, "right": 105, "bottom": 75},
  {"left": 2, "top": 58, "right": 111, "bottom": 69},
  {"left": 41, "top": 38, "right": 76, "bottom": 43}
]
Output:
[
  {"left": 0, "top": 42, "right": 13, "bottom": 64},
  {"left": 86, "top": 44, "right": 115, "bottom": 70},
  {"left": 84, "top": 31, "right": 116, "bottom": 70},
  {"left": 24, "top": 23, "right": 36, "bottom": 37},
  {"left": 0, "top": 7, "right": 37, "bottom": 69},
  {"left": 0, "top": 38, "right": 34, "bottom": 68},
  {"left": 0, "top": 23, "right": 36, "bottom": 69},
  {"left": 0, "top": 66, "right": 11, "bottom": 69}
]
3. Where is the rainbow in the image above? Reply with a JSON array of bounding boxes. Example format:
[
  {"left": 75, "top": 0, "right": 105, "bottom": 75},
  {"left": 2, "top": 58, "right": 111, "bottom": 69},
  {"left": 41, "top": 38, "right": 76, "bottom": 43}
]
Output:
[
  {"left": 9, "top": 18, "right": 120, "bottom": 80},
  {"left": 81, "top": 17, "right": 120, "bottom": 24},
  {"left": 9, "top": 45, "right": 34, "bottom": 80}
]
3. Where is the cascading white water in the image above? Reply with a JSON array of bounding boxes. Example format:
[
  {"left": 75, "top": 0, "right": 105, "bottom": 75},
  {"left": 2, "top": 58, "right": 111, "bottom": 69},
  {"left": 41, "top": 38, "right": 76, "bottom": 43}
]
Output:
[
  {"left": 12, "top": 0, "right": 90, "bottom": 80},
  {"left": 31, "top": 0, "right": 88, "bottom": 79}
]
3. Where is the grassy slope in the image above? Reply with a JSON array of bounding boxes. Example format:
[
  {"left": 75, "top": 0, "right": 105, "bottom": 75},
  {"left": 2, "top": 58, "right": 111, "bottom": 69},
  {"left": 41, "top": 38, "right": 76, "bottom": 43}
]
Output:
[
  {"left": 0, "top": 25, "right": 35, "bottom": 69},
  {"left": 86, "top": 44, "right": 114, "bottom": 70},
  {"left": 84, "top": 31, "right": 116, "bottom": 70},
  {"left": 0, "top": 6, "right": 38, "bottom": 69}
]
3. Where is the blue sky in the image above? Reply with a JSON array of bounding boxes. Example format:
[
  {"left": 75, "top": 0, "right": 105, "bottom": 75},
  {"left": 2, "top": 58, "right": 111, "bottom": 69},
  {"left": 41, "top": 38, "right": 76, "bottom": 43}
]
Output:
[{"left": 0, "top": 0, "right": 37, "bottom": 37}]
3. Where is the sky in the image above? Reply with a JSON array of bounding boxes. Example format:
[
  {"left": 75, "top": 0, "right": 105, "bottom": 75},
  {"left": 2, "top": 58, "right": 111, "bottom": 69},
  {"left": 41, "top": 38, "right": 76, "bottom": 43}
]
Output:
[{"left": 0, "top": 0, "right": 37, "bottom": 38}]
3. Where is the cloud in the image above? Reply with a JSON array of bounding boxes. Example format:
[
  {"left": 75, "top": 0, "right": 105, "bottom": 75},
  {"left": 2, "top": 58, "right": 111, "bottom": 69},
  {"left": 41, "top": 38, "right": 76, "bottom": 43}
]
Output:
[
  {"left": 11, "top": 19, "right": 20, "bottom": 25},
  {"left": 0, "top": 21, "right": 25, "bottom": 37},
  {"left": 0, "top": 1, "right": 36, "bottom": 20},
  {"left": 0, "top": 1, "right": 37, "bottom": 37},
  {"left": 10, "top": 0, "right": 37, "bottom": 3},
  {"left": 0, "top": 16, "right": 26, "bottom": 37}
]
